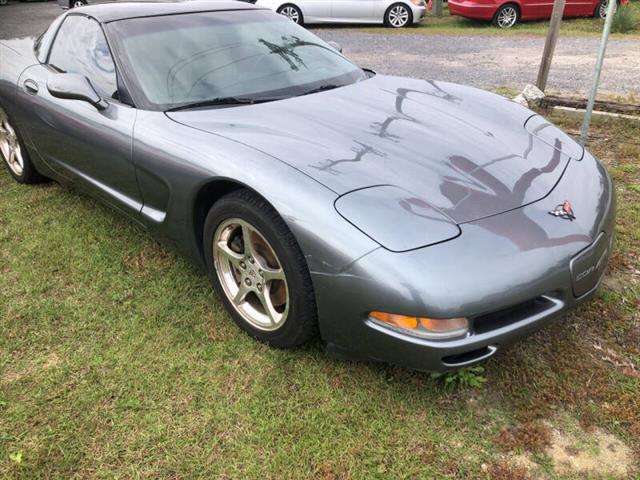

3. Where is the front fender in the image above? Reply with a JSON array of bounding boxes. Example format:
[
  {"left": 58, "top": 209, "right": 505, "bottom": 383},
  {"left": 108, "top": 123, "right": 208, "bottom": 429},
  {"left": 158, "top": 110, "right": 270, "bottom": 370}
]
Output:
[{"left": 132, "top": 110, "right": 380, "bottom": 278}]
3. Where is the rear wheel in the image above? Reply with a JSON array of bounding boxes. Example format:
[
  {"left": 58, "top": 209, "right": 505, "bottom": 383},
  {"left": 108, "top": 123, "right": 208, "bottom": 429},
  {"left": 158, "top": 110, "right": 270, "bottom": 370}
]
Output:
[
  {"left": 0, "top": 105, "right": 46, "bottom": 184},
  {"left": 493, "top": 3, "right": 520, "bottom": 28},
  {"left": 277, "top": 4, "right": 303, "bottom": 24},
  {"left": 70, "top": 0, "right": 86, "bottom": 7},
  {"left": 203, "top": 189, "right": 317, "bottom": 348},
  {"left": 0, "top": 0, "right": 8, "bottom": 6},
  {"left": 385, "top": 3, "right": 413, "bottom": 28}
]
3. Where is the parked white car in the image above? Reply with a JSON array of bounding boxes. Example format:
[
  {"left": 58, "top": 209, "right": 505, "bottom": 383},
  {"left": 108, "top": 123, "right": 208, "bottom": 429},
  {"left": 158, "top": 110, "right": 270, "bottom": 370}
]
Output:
[{"left": 254, "top": 0, "right": 426, "bottom": 27}]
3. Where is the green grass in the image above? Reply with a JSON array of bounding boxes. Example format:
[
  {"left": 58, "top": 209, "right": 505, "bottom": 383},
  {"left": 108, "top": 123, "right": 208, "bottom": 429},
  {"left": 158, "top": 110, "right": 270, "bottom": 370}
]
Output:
[
  {"left": 324, "top": 2, "right": 640, "bottom": 37},
  {"left": 1, "top": 111, "right": 639, "bottom": 478}
]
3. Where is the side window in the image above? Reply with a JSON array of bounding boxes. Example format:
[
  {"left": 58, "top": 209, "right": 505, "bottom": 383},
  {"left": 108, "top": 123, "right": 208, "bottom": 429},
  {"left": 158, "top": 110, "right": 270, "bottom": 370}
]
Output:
[{"left": 48, "top": 15, "right": 118, "bottom": 99}]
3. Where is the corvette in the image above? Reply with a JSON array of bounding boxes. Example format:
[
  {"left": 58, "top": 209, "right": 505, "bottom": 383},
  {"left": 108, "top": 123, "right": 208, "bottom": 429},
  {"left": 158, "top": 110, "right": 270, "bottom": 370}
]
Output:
[{"left": 0, "top": 1, "right": 615, "bottom": 371}]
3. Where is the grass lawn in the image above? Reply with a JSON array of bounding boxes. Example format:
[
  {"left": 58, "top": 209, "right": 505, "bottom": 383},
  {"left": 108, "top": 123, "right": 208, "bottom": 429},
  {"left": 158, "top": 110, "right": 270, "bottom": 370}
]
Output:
[
  {"left": 337, "top": 2, "right": 640, "bottom": 37},
  {"left": 1, "top": 110, "right": 639, "bottom": 478}
]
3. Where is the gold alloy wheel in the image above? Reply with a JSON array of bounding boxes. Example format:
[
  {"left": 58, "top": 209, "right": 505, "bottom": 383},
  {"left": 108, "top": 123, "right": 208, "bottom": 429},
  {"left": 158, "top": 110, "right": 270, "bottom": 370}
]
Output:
[
  {"left": 213, "top": 218, "right": 289, "bottom": 331},
  {"left": 0, "top": 107, "right": 24, "bottom": 177}
]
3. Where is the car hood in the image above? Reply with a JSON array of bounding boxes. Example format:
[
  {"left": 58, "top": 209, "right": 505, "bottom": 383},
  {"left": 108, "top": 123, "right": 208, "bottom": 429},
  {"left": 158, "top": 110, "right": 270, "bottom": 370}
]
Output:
[{"left": 168, "top": 75, "right": 578, "bottom": 224}]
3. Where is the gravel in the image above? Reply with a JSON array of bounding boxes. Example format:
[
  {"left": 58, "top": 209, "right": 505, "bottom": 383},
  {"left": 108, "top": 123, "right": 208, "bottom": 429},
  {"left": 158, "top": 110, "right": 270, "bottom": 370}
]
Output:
[
  {"left": 313, "top": 29, "right": 640, "bottom": 97},
  {"left": 1, "top": 1, "right": 638, "bottom": 96}
]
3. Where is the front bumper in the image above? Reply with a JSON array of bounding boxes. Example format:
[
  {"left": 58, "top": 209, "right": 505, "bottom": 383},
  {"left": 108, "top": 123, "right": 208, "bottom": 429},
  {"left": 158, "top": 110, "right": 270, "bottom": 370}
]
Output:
[{"left": 315, "top": 150, "right": 616, "bottom": 371}]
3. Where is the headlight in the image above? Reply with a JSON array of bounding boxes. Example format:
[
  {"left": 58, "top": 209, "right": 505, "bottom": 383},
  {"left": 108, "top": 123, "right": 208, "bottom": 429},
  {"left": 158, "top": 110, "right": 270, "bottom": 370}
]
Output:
[
  {"left": 369, "top": 312, "right": 469, "bottom": 340},
  {"left": 524, "top": 115, "right": 584, "bottom": 160},
  {"left": 334, "top": 185, "right": 460, "bottom": 252},
  {"left": 409, "top": 0, "right": 426, "bottom": 5}
]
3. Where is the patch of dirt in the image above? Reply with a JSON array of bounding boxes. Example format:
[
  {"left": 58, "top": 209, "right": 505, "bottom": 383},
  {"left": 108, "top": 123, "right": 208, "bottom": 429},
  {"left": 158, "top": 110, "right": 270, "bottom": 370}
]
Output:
[
  {"left": 603, "top": 272, "right": 637, "bottom": 293},
  {"left": 509, "top": 454, "right": 538, "bottom": 473},
  {"left": 43, "top": 353, "right": 60, "bottom": 369},
  {"left": 546, "top": 426, "right": 634, "bottom": 478},
  {"left": 1, "top": 352, "right": 61, "bottom": 385},
  {"left": 499, "top": 416, "right": 637, "bottom": 479}
]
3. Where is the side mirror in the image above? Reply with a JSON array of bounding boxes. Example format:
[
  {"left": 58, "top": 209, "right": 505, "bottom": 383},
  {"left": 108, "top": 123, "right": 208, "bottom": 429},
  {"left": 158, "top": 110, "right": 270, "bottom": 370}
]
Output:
[
  {"left": 47, "top": 73, "right": 108, "bottom": 110},
  {"left": 327, "top": 41, "right": 343, "bottom": 53}
]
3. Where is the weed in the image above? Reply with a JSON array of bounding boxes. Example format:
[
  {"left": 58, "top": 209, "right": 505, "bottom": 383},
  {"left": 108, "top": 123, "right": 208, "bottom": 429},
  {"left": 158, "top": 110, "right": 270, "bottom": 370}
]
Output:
[
  {"left": 495, "top": 421, "right": 552, "bottom": 454},
  {"left": 486, "top": 462, "right": 530, "bottom": 480},
  {"left": 9, "top": 451, "right": 23, "bottom": 465},
  {"left": 431, "top": 365, "right": 487, "bottom": 389}
]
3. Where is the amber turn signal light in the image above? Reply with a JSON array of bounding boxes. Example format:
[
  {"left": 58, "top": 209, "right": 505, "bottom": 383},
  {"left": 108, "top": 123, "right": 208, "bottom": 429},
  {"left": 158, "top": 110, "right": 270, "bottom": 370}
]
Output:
[
  {"left": 370, "top": 312, "right": 419, "bottom": 329},
  {"left": 369, "top": 312, "right": 469, "bottom": 339}
]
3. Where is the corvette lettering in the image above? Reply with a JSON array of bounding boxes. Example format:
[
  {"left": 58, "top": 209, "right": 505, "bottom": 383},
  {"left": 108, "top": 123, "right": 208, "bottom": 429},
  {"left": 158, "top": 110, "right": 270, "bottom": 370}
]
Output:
[{"left": 576, "top": 247, "right": 608, "bottom": 282}]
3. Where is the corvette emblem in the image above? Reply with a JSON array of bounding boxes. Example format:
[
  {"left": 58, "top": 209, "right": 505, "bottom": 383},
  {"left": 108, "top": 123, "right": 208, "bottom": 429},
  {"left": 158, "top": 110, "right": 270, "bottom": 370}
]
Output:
[{"left": 549, "top": 200, "right": 576, "bottom": 221}]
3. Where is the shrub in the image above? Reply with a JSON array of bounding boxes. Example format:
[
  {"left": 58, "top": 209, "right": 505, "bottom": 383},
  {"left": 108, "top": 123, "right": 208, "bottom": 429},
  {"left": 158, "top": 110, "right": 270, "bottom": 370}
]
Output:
[{"left": 610, "top": 5, "right": 637, "bottom": 34}]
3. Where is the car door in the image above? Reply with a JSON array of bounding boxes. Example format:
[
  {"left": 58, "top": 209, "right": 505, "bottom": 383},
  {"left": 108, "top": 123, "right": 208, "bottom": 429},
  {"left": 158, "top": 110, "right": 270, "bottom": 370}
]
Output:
[
  {"left": 16, "top": 14, "right": 143, "bottom": 218},
  {"left": 563, "top": 0, "right": 595, "bottom": 16},
  {"left": 297, "top": 0, "right": 332, "bottom": 21},
  {"left": 331, "top": 0, "right": 376, "bottom": 22},
  {"left": 520, "top": 0, "right": 554, "bottom": 20}
]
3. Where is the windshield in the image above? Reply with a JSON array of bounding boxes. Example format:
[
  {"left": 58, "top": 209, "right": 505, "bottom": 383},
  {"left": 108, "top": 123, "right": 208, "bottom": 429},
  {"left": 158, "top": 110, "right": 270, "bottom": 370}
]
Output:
[{"left": 107, "top": 10, "right": 367, "bottom": 110}]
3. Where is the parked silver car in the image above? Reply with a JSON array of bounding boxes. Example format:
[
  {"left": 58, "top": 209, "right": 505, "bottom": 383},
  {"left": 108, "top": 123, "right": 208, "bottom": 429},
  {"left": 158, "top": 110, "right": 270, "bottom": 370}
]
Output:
[
  {"left": 57, "top": 0, "right": 88, "bottom": 8},
  {"left": 255, "top": 0, "right": 426, "bottom": 27}
]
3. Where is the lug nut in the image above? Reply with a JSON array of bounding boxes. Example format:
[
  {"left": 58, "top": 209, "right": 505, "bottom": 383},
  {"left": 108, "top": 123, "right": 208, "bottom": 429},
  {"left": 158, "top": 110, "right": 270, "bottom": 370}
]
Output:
[
  {"left": 249, "top": 257, "right": 255, "bottom": 264},
  {"left": 257, "top": 283, "right": 263, "bottom": 291},
  {"left": 259, "top": 269, "right": 263, "bottom": 276},
  {"left": 240, "top": 261, "right": 246, "bottom": 269},
  {"left": 245, "top": 278, "right": 252, "bottom": 286}
]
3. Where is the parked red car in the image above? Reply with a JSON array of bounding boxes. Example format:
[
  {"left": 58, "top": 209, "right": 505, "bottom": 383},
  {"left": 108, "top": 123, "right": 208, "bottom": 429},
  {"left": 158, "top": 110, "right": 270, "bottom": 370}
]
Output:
[{"left": 448, "top": 0, "right": 610, "bottom": 28}]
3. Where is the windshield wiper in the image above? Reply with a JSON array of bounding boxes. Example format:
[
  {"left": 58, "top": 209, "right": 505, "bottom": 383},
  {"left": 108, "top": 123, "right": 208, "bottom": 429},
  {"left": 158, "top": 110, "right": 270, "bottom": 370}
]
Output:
[
  {"left": 167, "top": 96, "right": 276, "bottom": 112},
  {"left": 298, "top": 84, "right": 342, "bottom": 97}
]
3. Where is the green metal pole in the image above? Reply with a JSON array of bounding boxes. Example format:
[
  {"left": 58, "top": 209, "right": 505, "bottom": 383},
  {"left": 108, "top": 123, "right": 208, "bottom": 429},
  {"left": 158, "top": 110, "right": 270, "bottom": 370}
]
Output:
[{"left": 580, "top": 0, "right": 618, "bottom": 145}]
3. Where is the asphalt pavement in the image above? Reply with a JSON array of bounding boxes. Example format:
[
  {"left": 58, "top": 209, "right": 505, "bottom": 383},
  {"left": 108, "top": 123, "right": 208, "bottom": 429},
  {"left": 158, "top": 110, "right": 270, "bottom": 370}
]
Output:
[{"left": 1, "top": 1, "right": 638, "bottom": 96}]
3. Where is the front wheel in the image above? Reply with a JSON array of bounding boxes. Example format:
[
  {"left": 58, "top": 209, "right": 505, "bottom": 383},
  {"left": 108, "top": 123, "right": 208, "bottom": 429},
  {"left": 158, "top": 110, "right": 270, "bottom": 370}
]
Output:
[
  {"left": 594, "top": 0, "right": 609, "bottom": 18},
  {"left": 385, "top": 3, "right": 413, "bottom": 28},
  {"left": 0, "top": 105, "right": 46, "bottom": 184},
  {"left": 0, "top": 0, "right": 8, "bottom": 6},
  {"left": 493, "top": 3, "right": 520, "bottom": 28},
  {"left": 203, "top": 189, "right": 318, "bottom": 348},
  {"left": 277, "top": 4, "right": 303, "bottom": 25}
]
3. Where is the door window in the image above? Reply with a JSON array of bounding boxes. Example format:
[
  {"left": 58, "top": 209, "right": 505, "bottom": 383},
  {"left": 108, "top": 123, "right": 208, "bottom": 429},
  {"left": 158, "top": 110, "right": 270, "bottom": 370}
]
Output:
[{"left": 48, "top": 15, "right": 118, "bottom": 99}]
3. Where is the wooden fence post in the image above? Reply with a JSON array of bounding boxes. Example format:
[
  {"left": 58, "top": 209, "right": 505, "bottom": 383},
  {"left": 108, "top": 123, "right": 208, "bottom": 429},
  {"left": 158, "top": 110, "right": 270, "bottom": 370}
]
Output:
[{"left": 536, "top": 0, "right": 566, "bottom": 92}]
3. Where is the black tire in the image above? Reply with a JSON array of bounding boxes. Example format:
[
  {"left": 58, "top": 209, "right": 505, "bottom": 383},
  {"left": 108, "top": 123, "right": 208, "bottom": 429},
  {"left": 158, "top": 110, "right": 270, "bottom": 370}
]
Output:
[
  {"left": 385, "top": 3, "right": 413, "bottom": 28},
  {"left": 277, "top": 4, "right": 304, "bottom": 25},
  {"left": 0, "top": 105, "right": 47, "bottom": 184},
  {"left": 70, "top": 0, "right": 87, "bottom": 7},
  {"left": 203, "top": 189, "right": 318, "bottom": 348},
  {"left": 493, "top": 3, "right": 520, "bottom": 28}
]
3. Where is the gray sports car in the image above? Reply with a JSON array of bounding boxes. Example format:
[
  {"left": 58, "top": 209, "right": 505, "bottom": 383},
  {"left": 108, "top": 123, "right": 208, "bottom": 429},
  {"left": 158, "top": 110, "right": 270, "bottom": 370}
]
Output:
[{"left": 0, "top": 1, "right": 615, "bottom": 371}]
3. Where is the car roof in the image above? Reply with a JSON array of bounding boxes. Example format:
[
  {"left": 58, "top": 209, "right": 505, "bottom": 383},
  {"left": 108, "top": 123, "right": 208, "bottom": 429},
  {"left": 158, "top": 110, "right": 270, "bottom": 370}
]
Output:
[{"left": 76, "top": 1, "right": 263, "bottom": 24}]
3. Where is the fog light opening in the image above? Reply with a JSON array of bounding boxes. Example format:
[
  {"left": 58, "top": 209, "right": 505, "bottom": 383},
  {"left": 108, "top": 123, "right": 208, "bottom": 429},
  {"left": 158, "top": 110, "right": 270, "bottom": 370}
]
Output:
[{"left": 369, "top": 312, "right": 469, "bottom": 340}]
